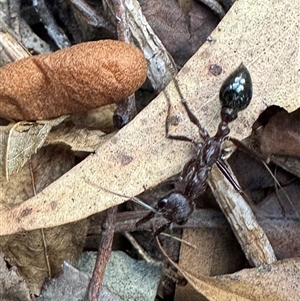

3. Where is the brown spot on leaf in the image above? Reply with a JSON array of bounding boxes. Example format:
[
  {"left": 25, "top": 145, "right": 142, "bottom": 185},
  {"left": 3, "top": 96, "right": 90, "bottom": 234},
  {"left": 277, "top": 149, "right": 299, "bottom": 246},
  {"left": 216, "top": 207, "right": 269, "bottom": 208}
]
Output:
[
  {"left": 209, "top": 64, "right": 222, "bottom": 76},
  {"left": 20, "top": 207, "right": 32, "bottom": 218},
  {"left": 121, "top": 154, "right": 133, "bottom": 166},
  {"left": 50, "top": 201, "right": 57, "bottom": 210}
]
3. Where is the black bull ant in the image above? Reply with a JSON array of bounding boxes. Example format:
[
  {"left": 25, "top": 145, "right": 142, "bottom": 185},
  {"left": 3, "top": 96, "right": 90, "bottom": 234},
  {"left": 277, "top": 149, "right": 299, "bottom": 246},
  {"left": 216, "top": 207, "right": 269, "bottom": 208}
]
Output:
[{"left": 136, "top": 64, "right": 253, "bottom": 235}]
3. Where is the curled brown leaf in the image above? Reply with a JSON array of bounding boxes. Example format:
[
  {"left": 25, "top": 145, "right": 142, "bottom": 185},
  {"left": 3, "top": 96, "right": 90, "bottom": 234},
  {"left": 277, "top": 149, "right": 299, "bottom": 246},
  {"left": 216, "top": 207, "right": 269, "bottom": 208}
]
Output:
[
  {"left": 253, "top": 106, "right": 300, "bottom": 158},
  {"left": 0, "top": 40, "right": 147, "bottom": 121}
]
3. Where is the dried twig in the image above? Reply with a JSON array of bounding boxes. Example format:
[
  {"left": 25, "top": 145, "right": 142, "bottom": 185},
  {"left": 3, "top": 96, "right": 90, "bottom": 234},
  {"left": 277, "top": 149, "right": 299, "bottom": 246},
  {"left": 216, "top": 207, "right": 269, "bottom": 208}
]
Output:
[
  {"left": 208, "top": 165, "right": 277, "bottom": 266},
  {"left": 69, "top": 0, "right": 113, "bottom": 30},
  {"left": 32, "top": 0, "right": 71, "bottom": 48},
  {"left": 0, "top": 17, "right": 30, "bottom": 66},
  {"left": 113, "top": 94, "right": 137, "bottom": 129},
  {"left": 19, "top": 18, "right": 51, "bottom": 54},
  {"left": 123, "top": 231, "right": 154, "bottom": 263},
  {"left": 103, "top": 0, "right": 177, "bottom": 91},
  {"left": 196, "top": 0, "right": 225, "bottom": 18},
  {"left": 88, "top": 209, "right": 229, "bottom": 234},
  {"left": 8, "top": 0, "right": 21, "bottom": 35},
  {"left": 113, "top": 0, "right": 130, "bottom": 43},
  {"left": 86, "top": 206, "right": 117, "bottom": 301},
  {"left": 112, "top": 0, "right": 137, "bottom": 128},
  {"left": 1, "top": 7, "right": 51, "bottom": 56},
  {"left": 0, "top": 2, "right": 9, "bottom": 24}
]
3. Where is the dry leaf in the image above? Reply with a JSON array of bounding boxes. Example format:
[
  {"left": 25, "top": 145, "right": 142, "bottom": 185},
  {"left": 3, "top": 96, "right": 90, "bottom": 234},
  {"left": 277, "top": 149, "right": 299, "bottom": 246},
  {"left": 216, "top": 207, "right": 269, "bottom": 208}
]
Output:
[
  {"left": 227, "top": 149, "right": 300, "bottom": 260},
  {"left": 0, "top": 252, "right": 31, "bottom": 301},
  {"left": 177, "top": 258, "right": 300, "bottom": 301},
  {"left": 0, "top": 0, "right": 298, "bottom": 235},
  {"left": 44, "top": 121, "right": 112, "bottom": 153},
  {"left": 0, "top": 222, "right": 88, "bottom": 295},
  {"left": 179, "top": 228, "right": 244, "bottom": 276},
  {"left": 78, "top": 251, "right": 162, "bottom": 301},
  {"left": 0, "top": 116, "right": 67, "bottom": 177},
  {"left": 71, "top": 104, "right": 117, "bottom": 133},
  {"left": 0, "top": 40, "right": 147, "bottom": 121},
  {"left": 139, "top": 0, "right": 219, "bottom": 67},
  {"left": 253, "top": 106, "right": 300, "bottom": 158},
  {"left": 254, "top": 169, "right": 300, "bottom": 261},
  {"left": 269, "top": 155, "right": 300, "bottom": 179},
  {"left": 0, "top": 145, "right": 88, "bottom": 294},
  {"left": 175, "top": 227, "right": 245, "bottom": 301}
]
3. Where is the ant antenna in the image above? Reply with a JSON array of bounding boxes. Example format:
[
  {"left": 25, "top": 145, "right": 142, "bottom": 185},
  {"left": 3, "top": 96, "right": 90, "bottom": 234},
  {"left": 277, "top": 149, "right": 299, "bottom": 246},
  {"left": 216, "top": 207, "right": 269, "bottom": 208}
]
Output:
[{"left": 85, "top": 179, "right": 157, "bottom": 213}]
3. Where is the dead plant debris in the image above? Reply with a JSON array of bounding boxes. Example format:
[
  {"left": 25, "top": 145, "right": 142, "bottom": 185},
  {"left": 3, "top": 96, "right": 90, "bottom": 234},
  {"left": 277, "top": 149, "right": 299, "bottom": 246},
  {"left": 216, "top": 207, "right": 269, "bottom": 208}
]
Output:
[{"left": 0, "top": 0, "right": 299, "bottom": 301}]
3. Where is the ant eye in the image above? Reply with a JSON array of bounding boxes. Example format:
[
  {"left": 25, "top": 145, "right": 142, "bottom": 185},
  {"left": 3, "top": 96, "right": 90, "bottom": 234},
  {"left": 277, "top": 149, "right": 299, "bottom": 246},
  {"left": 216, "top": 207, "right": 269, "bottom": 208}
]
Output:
[
  {"left": 157, "top": 198, "right": 168, "bottom": 209},
  {"left": 219, "top": 63, "right": 252, "bottom": 112}
]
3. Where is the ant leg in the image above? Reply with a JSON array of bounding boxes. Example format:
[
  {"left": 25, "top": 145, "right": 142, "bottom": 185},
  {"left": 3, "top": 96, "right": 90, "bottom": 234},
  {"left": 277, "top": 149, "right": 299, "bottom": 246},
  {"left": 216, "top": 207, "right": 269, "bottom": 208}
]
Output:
[
  {"left": 216, "top": 159, "right": 242, "bottom": 193},
  {"left": 216, "top": 159, "right": 253, "bottom": 204},
  {"left": 136, "top": 212, "right": 171, "bottom": 236},
  {"left": 164, "top": 88, "right": 195, "bottom": 144},
  {"left": 136, "top": 211, "right": 155, "bottom": 227},
  {"left": 181, "top": 100, "right": 210, "bottom": 142},
  {"left": 227, "top": 137, "right": 264, "bottom": 160},
  {"left": 172, "top": 77, "right": 210, "bottom": 142},
  {"left": 216, "top": 138, "right": 253, "bottom": 198},
  {"left": 153, "top": 222, "right": 171, "bottom": 236}
]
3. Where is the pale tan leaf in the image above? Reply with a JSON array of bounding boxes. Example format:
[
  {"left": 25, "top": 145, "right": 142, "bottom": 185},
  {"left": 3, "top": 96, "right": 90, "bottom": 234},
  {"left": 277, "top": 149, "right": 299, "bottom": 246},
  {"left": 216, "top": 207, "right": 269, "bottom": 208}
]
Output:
[
  {"left": 178, "top": 258, "right": 300, "bottom": 301},
  {"left": 179, "top": 228, "right": 244, "bottom": 277},
  {"left": 45, "top": 124, "right": 112, "bottom": 153},
  {"left": 0, "top": 0, "right": 298, "bottom": 235},
  {"left": 0, "top": 116, "right": 67, "bottom": 178},
  {"left": 71, "top": 104, "right": 116, "bottom": 133}
]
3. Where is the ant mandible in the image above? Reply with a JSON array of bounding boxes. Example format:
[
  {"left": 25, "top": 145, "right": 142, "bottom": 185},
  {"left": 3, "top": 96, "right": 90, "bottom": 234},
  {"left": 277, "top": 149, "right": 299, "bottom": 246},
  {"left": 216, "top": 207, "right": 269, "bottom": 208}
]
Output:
[{"left": 136, "top": 63, "right": 253, "bottom": 235}]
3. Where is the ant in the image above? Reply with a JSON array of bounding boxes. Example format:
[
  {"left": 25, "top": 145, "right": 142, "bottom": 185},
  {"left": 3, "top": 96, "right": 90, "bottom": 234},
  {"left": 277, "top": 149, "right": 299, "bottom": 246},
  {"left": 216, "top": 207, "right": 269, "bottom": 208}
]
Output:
[{"left": 136, "top": 63, "right": 253, "bottom": 235}]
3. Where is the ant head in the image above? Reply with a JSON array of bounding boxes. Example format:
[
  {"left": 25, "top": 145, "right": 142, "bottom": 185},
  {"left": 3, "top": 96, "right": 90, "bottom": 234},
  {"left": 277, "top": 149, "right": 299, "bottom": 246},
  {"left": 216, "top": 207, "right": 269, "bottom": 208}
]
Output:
[
  {"left": 219, "top": 63, "right": 252, "bottom": 113},
  {"left": 156, "top": 192, "right": 194, "bottom": 225}
]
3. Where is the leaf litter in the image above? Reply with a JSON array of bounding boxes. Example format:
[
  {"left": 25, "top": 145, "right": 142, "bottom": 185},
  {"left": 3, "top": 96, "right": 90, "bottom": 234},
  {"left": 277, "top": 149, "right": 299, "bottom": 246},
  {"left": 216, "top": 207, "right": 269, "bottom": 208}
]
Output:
[{"left": 0, "top": 0, "right": 299, "bottom": 300}]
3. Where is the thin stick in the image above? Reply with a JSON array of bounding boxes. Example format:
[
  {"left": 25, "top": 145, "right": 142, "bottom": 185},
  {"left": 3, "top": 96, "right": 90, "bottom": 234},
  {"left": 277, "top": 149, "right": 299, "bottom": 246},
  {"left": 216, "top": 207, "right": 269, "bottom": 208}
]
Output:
[
  {"left": 262, "top": 161, "right": 297, "bottom": 218},
  {"left": 125, "top": 232, "right": 186, "bottom": 284},
  {"left": 86, "top": 206, "right": 117, "bottom": 301},
  {"left": 88, "top": 209, "right": 228, "bottom": 235},
  {"left": 159, "top": 232, "right": 196, "bottom": 249},
  {"left": 112, "top": 0, "right": 137, "bottom": 128},
  {"left": 208, "top": 165, "right": 277, "bottom": 266},
  {"left": 195, "top": 0, "right": 225, "bottom": 19},
  {"left": 113, "top": 0, "right": 130, "bottom": 43},
  {"left": 229, "top": 137, "right": 298, "bottom": 218},
  {"left": 123, "top": 232, "right": 154, "bottom": 263},
  {"left": 32, "top": 0, "right": 71, "bottom": 48},
  {"left": 70, "top": 0, "right": 111, "bottom": 28},
  {"left": 9, "top": 0, "right": 21, "bottom": 36}
]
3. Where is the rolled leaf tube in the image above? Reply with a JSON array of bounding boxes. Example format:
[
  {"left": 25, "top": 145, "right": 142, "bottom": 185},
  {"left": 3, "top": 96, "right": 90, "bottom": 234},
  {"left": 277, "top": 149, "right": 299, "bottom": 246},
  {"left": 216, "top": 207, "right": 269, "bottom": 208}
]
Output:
[{"left": 0, "top": 40, "right": 147, "bottom": 121}]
